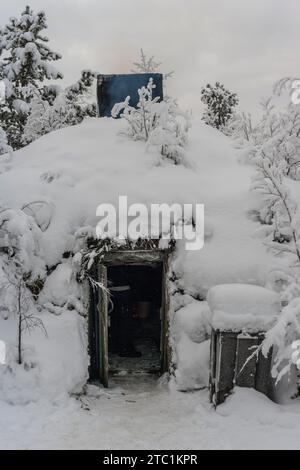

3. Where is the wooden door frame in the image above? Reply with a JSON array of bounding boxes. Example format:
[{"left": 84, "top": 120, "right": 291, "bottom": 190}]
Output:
[
  {"left": 98, "top": 264, "right": 109, "bottom": 387},
  {"left": 88, "top": 249, "right": 172, "bottom": 385}
]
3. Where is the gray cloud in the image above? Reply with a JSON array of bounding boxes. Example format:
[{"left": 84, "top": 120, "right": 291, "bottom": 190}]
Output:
[{"left": 1, "top": 0, "right": 299, "bottom": 118}]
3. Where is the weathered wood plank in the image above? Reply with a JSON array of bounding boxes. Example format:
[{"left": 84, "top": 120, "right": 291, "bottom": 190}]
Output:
[
  {"left": 161, "top": 254, "right": 171, "bottom": 373},
  {"left": 103, "top": 250, "right": 165, "bottom": 265},
  {"left": 98, "top": 264, "right": 109, "bottom": 388},
  {"left": 235, "top": 335, "right": 258, "bottom": 388},
  {"left": 255, "top": 334, "right": 273, "bottom": 396},
  {"left": 215, "top": 331, "right": 237, "bottom": 405}
]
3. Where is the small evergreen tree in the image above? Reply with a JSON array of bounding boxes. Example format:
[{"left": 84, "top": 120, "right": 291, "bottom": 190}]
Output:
[
  {"left": 201, "top": 82, "right": 238, "bottom": 130},
  {"left": 0, "top": 5, "right": 63, "bottom": 149}
]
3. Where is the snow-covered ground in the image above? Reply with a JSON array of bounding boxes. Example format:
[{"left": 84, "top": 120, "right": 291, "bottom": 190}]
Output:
[{"left": 1, "top": 376, "right": 300, "bottom": 450}]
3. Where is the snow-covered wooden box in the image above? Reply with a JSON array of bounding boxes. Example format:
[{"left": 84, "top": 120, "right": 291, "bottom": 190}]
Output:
[{"left": 207, "top": 284, "right": 281, "bottom": 406}]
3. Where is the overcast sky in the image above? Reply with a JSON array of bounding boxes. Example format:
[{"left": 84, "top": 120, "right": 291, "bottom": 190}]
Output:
[{"left": 1, "top": 0, "right": 299, "bottom": 118}]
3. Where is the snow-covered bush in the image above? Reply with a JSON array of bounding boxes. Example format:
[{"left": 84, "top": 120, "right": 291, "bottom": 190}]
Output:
[
  {"left": 260, "top": 298, "right": 300, "bottom": 384},
  {"left": 38, "top": 260, "right": 85, "bottom": 316},
  {"left": 0, "top": 207, "right": 48, "bottom": 365},
  {"left": 230, "top": 95, "right": 300, "bottom": 180},
  {"left": 23, "top": 70, "right": 97, "bottom": 145},
  {"left": 251, "top": 113, "right": 300, "bottom": 383},
  {"left": 230, "top": 81, "right": 300, "bottom": 385},
  {"left": 111, "top": 78, "right": 191, "bottom": 165},
  {"left": 0, "top": 127, "right": 12, "bottom": 156},
  {"left": 201, "top": 82, "right": 238, "bottom": 130}
]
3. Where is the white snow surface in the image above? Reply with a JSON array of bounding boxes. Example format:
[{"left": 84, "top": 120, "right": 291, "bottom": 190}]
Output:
[
  {"left": 0, "top": 309, "right": 88, "bottom": 405},
  {"left": 1, "top": 378, "right": 300, "bottom": 449},
  {"left": 173, "top": 301, "right": 211, "bottom": 390},
  {"left": 207, "top": 283, "right": 281, "bottom": 332},
  {"left": 0, "top": 116, "right": 282, "bottom": 284},
  {"left": 0, "top": 116, "right": 294, "bottom": 449}
]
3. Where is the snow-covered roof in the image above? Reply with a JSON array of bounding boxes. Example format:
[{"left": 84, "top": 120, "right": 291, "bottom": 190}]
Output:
[
  {"left": 207, "top": 283, "right": 281, "bottom": 332},
  {"left": 0, "top": 116, "right": 283, "bottom": 294}
]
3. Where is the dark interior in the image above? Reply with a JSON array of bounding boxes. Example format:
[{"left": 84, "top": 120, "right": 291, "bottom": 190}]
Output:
[{"left": 108, "top": 264, "right": 163, "bottom": 373}]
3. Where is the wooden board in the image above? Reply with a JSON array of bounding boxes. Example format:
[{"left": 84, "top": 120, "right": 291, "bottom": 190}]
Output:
[
  {"left": 98, "top": 264, "right": 109, "bottom": 387},
  {"left": 102, "top": 250, "right": 165, "bottom": 266},
  {"left": 161, "top": 254, "right": 171, "bottom": 373},
  {"left": 235, "top": 335, "right": 258, "bottom": 388}
]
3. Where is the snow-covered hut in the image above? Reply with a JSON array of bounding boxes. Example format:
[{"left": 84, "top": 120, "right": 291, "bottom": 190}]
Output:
[{"left": 0, "top": 100, "right": 284, "bottom": 396}]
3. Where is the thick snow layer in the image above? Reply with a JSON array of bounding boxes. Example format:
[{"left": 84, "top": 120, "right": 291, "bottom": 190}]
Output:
[
  {"left": 1, "top": 378, "right": 300, "bottom": 449},
  {"left": 175, "top": 336, "right": 210, "bottom": 391},
  {"left": 173, "top": 301, "right": 211, "bottom": 390},
  {"left": 174, "top": 300, "right": 211, "bottom": 344},
  {"left": 0, "top": 117, "right": 283, "bottom": 288},
  {"left": 38, "top": 259, "right": 85, "bottom": 314},
  {"left": 0, "top": 117, "right": 298, "bottom": 448},
  {"left": 207, "top": 283, "right": 281, "bottom": 332},
  {"left": 0, "top": 309, "right": 88, "bottom": 404}
]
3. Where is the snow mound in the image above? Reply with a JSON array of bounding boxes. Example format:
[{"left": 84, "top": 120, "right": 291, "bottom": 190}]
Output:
[
  {"left": 174, "top": 301, "right": 211, "bottom": 390},
  {"left": 175, "top": 336, "right": 210, "bottom": 391},
  {"left": 174, "top": 300, "right": 211, "bottom": 343},
  {"left": 0, "top": 115, "right": 284, "bottom": 395},
  {"left": 207, "top": 283, "right": 281, "bottom": 332},
  {"left": 0, "top": 116, "right": 282, "bottom": 287},
  {"left": 38, "top": 259, "right": 84, "bottom": 314},
  {"left": 0, "top": 309, "right": 88, "bottom": 404}
]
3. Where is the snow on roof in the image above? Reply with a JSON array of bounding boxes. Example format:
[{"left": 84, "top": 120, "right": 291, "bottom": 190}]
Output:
[
  {"left": 207, "top": 283, "right": 281, "bottom": 332},
  {"left": 0, "top": 116, "right": 283, "bottom": 293}
]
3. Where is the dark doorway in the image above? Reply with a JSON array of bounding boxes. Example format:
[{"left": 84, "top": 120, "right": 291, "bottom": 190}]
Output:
[
  {"left": 88, "top": 249, "right": 171, "bottom": 387},
  {"left": 108, "top": 264, "right": 162, "bottom": 374}
]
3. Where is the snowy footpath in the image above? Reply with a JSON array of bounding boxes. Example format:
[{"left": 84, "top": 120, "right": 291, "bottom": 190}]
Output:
[{"left": 1, "top": 375, "right": 300, "bottom": 450}]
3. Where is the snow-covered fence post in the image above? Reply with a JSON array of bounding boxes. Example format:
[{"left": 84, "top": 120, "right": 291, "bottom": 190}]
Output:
[{"left": 207, "top": 284, "right": 281, "bottom": 407}]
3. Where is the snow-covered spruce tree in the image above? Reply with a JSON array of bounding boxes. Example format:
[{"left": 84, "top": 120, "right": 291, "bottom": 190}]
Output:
[
  {"left": 132, "top": 48, "right": 174, "bottom": 80},
  {"left": 23, "top": 70, "right": 97, "bottom": 144},
  {"left": 111, "top": 78, "right": 190, "bottom": 165},
  {"left": 0, "top": 5, "right": 63, "bottom": 149},
  {"left": 0, "top": 126, "right": 13, "bottom": 156},
  {"left": 201, "top": 82, "right": 238, "bottom": 130}
]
